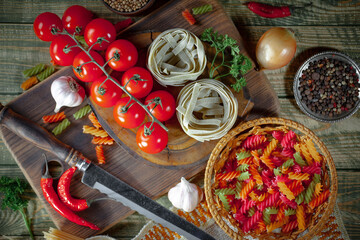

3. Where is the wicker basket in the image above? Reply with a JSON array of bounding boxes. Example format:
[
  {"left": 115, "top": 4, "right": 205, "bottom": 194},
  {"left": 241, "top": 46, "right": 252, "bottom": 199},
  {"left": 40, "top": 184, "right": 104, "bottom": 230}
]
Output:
[{"left": 204, "top": 117, "right": 338, "bottom": 240}]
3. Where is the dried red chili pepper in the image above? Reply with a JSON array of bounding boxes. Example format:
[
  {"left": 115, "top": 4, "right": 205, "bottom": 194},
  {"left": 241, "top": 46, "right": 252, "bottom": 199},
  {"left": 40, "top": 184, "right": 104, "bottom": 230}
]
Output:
[
  {"left": 244, "top": 2, "right": 311, "bottom": 18},
  {"left": 57, "top": 166, "right": 89, "bottom": 212},
  {"left": 41, "top": 157, "right": 100, "bottom": 230}
]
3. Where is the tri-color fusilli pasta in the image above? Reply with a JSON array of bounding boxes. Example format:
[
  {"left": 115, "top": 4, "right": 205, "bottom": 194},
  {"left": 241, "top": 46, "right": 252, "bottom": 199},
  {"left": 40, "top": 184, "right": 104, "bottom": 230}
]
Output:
[{"left": 212, "top": 127, "right": 330, "bottom": 236}]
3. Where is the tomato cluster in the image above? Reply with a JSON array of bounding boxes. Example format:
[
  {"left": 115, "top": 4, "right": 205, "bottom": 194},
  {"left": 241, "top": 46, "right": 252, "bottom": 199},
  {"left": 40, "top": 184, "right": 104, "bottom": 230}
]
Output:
[{"left": 34, "top": 5, "right": 176, "bottom": 154}]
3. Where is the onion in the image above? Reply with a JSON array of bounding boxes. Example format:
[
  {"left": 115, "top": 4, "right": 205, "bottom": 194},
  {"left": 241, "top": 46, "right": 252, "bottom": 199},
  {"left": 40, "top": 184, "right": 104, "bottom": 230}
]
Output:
[{"left": 256, "top": 27, "right": 296, "bottom": 70}]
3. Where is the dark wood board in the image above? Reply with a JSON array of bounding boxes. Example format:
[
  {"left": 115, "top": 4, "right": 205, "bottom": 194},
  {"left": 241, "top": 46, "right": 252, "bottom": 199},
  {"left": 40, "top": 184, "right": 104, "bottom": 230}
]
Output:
[{"left": 0, "top": 0, "right": 279, "bottom": 238}]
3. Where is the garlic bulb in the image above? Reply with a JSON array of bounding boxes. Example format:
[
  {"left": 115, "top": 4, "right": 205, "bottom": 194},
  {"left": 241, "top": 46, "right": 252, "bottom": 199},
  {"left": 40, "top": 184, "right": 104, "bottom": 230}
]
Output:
[
  {"left": 168, "top": 177, "right": 203, "bottom": 212},
  {"left": 51, "top": 76, "right": 85, "bottom": 112}
]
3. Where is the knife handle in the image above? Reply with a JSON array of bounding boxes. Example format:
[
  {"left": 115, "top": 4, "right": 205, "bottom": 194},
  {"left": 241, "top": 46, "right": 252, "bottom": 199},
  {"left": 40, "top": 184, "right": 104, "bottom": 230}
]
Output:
[{"left": 0, "top": 103, "right": 88, "bottom": 168}]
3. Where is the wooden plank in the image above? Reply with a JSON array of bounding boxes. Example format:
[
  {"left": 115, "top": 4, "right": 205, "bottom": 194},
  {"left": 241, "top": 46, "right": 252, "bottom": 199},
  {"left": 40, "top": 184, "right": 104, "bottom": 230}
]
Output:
[
  {"left": 0, "top": 169, "right": 359, "bottom": 239},
  {"left": 0, "top": 0, "right": 359, "bottom": 26},
  {"left": 1, "top": 24, "right": 360, "bottom": 98}
]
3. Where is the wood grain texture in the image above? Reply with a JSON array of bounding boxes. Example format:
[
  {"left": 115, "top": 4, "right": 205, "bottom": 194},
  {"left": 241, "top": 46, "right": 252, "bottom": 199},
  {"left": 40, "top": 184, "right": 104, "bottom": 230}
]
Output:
[{"left": 0, "top": 0, "right": 359, "bottom": 239}]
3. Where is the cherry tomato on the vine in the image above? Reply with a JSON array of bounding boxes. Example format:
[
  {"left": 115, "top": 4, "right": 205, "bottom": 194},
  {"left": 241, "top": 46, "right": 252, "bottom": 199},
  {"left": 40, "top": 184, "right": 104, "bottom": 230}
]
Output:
[
  {"left": 136, "top": 122, "right": 168, "bottom": 154},
  {"left": 84, "top": 18, "right": 116, "bottom": 51},
  {"left": 90, "top": 76, "right": 123, "bottom": 108},
  {"left": 113, "top": 97, "right": 146, "bottom": 129},
  {"left": 73, "top": 50, "right": 104, "bottom": 82},
  {"left": 62, "top": 5, "right": 93, "bottom": 35},
  {"left": 33, "top": 12, "right": 63, "bottom": 41},
  {"left": 50, "top": 35, "right": 82, "bottom": 66},
  {"left": 145, "top": 90, "right": 176, "bottom": 122},
  {"left": 121, "top": 67, "right": 153, "bottom": 99},
  {"left": 105, "top": 39, "right": 138, "bottom": 72}
]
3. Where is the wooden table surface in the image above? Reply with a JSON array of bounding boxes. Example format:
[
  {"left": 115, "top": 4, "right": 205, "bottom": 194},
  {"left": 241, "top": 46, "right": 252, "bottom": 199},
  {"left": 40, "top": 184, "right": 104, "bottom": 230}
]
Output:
[{"left": 0, "top": 0, "right": 359, "bottom": 239}]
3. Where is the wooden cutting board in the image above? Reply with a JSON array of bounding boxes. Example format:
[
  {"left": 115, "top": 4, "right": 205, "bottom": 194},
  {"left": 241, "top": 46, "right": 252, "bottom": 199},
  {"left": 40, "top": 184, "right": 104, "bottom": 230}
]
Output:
[{"left": 0, "top": 0, "right": 279, "bottom": 238}]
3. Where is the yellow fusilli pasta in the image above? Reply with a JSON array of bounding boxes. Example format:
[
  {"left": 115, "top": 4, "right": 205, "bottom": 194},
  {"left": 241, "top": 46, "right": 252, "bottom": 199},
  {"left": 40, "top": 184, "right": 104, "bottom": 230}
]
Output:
[{"left": 277, "top": 181, "right": 295, "bottom": 200}]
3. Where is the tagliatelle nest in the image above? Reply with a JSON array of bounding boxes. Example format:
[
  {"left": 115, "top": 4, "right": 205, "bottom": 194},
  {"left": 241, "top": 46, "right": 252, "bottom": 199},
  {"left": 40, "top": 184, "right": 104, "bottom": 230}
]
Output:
[
  {"left": 176, "top": 79, "right": 238, "bottom": 142},
  {"left": 147, "top": 28, "right": 207, "bottom": 86}
]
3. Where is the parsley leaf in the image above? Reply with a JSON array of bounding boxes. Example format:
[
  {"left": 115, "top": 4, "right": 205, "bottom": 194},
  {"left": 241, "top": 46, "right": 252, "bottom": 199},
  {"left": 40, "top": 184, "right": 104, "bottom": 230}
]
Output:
[
  {"left": 201, "top": 28, "right": 253, "bottom": 92},
  {"left": 0, "top": 176, "right": 34, "bottom": 239}
]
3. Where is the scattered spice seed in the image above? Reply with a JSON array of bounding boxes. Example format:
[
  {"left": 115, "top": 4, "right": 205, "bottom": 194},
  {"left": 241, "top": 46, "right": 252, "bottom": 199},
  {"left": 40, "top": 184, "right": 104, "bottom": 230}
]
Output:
[
  {"left": 104, "top": 0, "right": 149, "bottom": 12},
  {"left": 298, "top": 57, "right": 359, "bottom": 117}
]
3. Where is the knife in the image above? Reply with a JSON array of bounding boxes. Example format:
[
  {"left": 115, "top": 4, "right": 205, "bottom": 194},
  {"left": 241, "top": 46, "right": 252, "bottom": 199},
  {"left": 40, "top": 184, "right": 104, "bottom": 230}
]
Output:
[{"left": 0, "top": 103, "right": 215, "bottom": 240}]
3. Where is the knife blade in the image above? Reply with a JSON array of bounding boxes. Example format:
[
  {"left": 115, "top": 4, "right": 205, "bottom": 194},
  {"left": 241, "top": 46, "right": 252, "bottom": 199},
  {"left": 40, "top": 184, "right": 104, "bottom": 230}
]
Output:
[
  {"left": 81, "top": 163, "right": 215, "bottom": 240},
  {"left": 0, "top": 104, "right": 215, "bottom": 240}
]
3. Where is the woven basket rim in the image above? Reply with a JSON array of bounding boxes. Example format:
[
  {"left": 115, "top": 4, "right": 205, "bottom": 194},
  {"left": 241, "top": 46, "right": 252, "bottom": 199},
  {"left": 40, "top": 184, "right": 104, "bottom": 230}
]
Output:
[{"left": 204, "top": 117, "right": 338, "bottom": 240}]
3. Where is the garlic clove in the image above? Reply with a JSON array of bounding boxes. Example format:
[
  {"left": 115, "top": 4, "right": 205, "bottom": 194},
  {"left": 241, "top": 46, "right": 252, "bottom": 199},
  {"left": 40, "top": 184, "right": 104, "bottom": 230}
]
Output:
[
  {"left": 51, "top": 76, "right": 85, "bottom": 113},
  {"left": 168, "top": 177, "right": 202, "bottom": 212}
]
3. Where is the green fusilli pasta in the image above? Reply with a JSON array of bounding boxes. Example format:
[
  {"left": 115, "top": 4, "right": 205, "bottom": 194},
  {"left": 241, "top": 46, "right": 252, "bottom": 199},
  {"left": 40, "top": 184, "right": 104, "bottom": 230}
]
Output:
[
  {"left": 281, "top": 159, "right": 294, "bottom": 168},
  {"left": 23, "top": 63, "right": 46, "bottom": 77},
  {"left": 313, "top": 173, "right": 321, "bottom": 183},
  {"left": 218, "top": 193, "right": 231, "bottom": 211},
  {"left": 294, "top": 152, "right": 307, "bottom": 167},
  {"left": 304, "top": 181, "right": 316, "bottom": 204},
  {"left": 235, "top": 181, "right": 242, "bottom": 199},
  {"left": 37, "top": 66, "right": 55, "bottom": 81},
  {"left": 238, "top": 171, "right": 250, "bottom": 181},
  {"left": 265, "top": 207, "right": 278, "bottom": 215},
  {"left": 295, "top": 192, "right": 305, "bottom": 205},
  {"left": 52, "top": 118, "right": 70, "bottom": 136},
  {"left": 192, "top": 4, "right": 213, "bottom": 15},
  {"left": 274, "top": 167, "right": 282, "bottom": 176},
  {"left": 236, "top": 164, "right": 249, "bottom": 172},
  {"left": 215, "top": 188, "right": 235, "bottom": 196},
  {"left": 285, "top": 208, "right": 296, "bottom": 216},
  {"left": 263, "top": 211, "right": 271, "bottom": 225},
  {"left": 236, "top": 151, "right": 251, "bottom": 160},
  {"left": 73, "top": 105, "right": 92, "bottom": 120},
  {"left": 248, "top": 207, "right": 255, "bottom": 217}
]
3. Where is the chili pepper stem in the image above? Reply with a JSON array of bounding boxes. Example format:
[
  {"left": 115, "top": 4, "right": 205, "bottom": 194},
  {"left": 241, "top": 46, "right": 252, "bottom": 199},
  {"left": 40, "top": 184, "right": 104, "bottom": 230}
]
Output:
[{"left": 56, "top": 28, "right": 168, "bottom": 134}]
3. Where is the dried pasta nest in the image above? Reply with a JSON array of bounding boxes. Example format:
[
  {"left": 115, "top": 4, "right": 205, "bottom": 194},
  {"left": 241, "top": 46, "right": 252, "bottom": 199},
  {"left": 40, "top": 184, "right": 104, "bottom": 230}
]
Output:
[
  {"left": 176, "top": 79, "right": 238, "bottom": 142},
  {"left": 147, "top": 28, "right": 207, "bottom": 86},
  {"left": 204, "top": 118, "right": 338, "bottom": 240}
]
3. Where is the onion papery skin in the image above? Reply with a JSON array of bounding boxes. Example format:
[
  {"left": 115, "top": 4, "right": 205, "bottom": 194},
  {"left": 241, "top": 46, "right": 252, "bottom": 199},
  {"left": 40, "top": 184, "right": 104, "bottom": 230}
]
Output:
[{"left": 256, "top": 27, "right": 296, "bottom": 70}]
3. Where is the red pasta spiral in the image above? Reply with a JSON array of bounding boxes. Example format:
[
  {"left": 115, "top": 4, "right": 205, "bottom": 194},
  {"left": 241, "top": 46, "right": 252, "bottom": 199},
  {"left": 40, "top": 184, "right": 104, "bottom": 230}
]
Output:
[
  {"left": 302, "top": 165, "right": 321, "bottom": 174},
  {"left": 282, "top": 219, "right": 298, "bottom": 233},
  {"left": 293, "top": 164, "right": 302, "bottom": 173},
  {"left": 258, "top": 192, "right": 280, "bottom": 211},
  {"left": 280, "top": 193, "right": 297, "bottom": 209},
  {"left": 242, "top": 135, "right": 266, "bottom": 150},
  {"left": 281, "top": 147, "right": 295, "bottom": 158},
  {"left": 272, "top": 130, "right": 283, "bottom": 141},
  {"left": 243, "top": 211, "right": 262, "bottom": 233},
  {"left": 270, "top": 156, "right": 283, "bottom": 167},
  {"left": 261, "top": 169, "right": 273, "bottom": 187},
  {"left": 239, "top": 199, "right": 256, "bottom": 214},
  {"left": 42, "top": 111, "right": 66, "bottom": 123},
  {"left": 309, "top": 189, "right": 330, "bottom": 209},
  {"left": 234, "top": 212, "right": 248, "bottom": 224},
  {"left": 280, "top": 130, "right": 296, "bottom": 148},
  {"left": 182, "top": 9, "right": 196, "bottom": 25}
]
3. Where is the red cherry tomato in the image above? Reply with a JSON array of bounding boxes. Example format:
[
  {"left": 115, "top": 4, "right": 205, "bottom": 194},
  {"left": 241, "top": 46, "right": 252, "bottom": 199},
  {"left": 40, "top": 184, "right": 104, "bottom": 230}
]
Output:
[
  {"left": 145, "top": 90, "right": 176, "bottom": 122},
  {"left": 105, "top": 39, "right": 138, "bottom": 72},
  {"left": 73, "top": 50, "right": 104, "bottom": 82},
  {"left": 33, "top": 12, "right": 63, "bottom": 41},
  {"left": 121, "top": 67, "right": 153, "bottom": 99},
  {"left": 90, "top": 76, "right": 123, "bottom": 108},
  {"left": 62, "top": 5, "right": 93, "bottom": 35},
  {"left": 113, "top": 97, "right": 146, "bottom": 129},
  {"left": 84, "top": 18, "right": 116, "bottom": 51},
  {"left": 136, "top": 122, "right": 168, "bottom": 154},
  {"left": 50, "top": 35, "right": 82, "bottom": 66}
]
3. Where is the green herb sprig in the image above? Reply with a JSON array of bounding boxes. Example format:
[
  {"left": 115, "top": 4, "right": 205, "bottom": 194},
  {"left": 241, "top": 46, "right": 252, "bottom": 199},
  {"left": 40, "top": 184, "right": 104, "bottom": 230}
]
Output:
[
  {"left": 0, "top": 176, "right": 34, "bottom": 239},
  {"left": 201, "top": 28, "right": 253, "bottom": 92}
]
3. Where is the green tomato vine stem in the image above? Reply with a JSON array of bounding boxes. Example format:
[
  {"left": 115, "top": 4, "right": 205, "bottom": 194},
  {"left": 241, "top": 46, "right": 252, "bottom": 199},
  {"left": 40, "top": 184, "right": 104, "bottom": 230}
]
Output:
[{"left": 58, "top": 29, "right": 168, "bottom": 133}]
